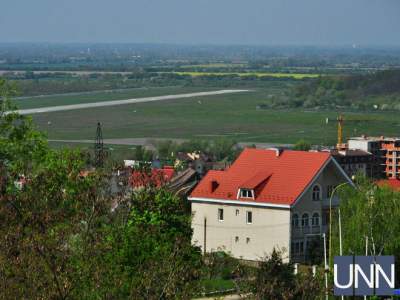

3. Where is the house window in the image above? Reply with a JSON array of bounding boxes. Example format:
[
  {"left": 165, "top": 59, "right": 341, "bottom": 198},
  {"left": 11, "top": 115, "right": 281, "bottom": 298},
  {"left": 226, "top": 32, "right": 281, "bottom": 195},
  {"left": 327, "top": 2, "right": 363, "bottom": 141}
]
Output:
[
  {"left": 292, "top": 241, "right": 304, "bottom": 255},
  {"left": 218, "top": 208, "right": 224, "bottom": 221},
  {"left": 292, "top": 214, "right": 299, "bottom": 228},
  {"left": 235, "top": 209, "right": 240, "bottom": 216},
  {"left": 235, "top": 236, "right": 239, "bottom": 243},
  {"left": 240, "top": 189, "right": 253, "bottom": 198},
  {"left": 246, "top": 211, "right": 253, "bottom": 224},
  {"left": 301, "top": 213, "right": 309, "bottom": 227},
  {"left": 312, "top": 213, "right": 320, "bottom": 227},
  {"left": 246, "top": 237, "right": 250, "bottom": 244},
  {"left": 312, "top": 185, "right": 321, "bottom": 201}
]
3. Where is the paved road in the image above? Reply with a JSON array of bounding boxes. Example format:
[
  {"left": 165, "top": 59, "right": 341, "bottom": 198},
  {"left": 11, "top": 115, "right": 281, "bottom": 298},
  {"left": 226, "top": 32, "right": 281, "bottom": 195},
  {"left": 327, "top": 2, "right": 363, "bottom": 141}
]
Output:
[
  {"left": 50, "top": 138, "right": 293, "bottom": 150},
  {"left": 12, "top": 89, "right": 249, "bottom": 115}
]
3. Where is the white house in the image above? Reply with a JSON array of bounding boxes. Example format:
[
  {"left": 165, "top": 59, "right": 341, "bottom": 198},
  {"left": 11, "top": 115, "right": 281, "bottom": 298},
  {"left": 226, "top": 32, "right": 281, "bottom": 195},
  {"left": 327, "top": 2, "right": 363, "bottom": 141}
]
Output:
[{"left": 188, "top": 148, "right": 353, "bottom": 262}]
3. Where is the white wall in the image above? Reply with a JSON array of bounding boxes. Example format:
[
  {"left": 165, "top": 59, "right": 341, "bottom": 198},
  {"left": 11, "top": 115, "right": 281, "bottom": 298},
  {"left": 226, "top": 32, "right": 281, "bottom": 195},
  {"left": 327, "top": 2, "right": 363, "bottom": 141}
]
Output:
[
  {"left": 191, "top": 202, "right": 290, "bottom": 261},
  {"left": 348, "top": 140, "right": 371, "bottom": 152}
]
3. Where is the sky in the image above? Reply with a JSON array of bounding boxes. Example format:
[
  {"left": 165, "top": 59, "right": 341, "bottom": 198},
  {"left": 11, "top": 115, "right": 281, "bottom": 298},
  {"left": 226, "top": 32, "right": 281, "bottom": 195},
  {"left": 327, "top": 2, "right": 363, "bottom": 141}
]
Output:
[{"left": 1, "top": 0, "right": 399, "bottom": 46}]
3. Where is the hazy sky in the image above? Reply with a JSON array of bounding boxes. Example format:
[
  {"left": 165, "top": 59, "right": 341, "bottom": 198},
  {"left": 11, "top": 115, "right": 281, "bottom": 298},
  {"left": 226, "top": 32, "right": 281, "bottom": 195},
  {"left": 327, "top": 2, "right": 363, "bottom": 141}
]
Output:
[{"left": 1, "top": 0, "right": 399, "bottom": 46}]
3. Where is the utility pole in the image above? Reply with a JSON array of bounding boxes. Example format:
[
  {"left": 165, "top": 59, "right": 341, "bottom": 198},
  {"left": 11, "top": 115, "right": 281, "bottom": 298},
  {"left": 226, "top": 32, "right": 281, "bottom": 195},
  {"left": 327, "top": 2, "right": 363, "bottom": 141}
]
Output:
[
  {"left": 329, "top": 182, "right": 349, "bottom": 269},
  {"left": 339, "top": 208, "right": 343, "bottom": 256},
  {"left": 203, "top": 217, "right": 207, "bottom": 255},
  {"left": 94, "top": 122, "right": 104, "bottom": 168},
  {"left": 323, "top": 233, "right": 329, "bottom": 300},
  {"left": 364, "top": 236, "right": 368, "bottom": 300}
]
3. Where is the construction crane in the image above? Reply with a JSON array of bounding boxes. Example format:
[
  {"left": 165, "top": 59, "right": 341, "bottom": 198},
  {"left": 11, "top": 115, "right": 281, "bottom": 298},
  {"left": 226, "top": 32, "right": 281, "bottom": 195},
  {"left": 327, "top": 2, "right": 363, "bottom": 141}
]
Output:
[
  {"left": 326, "top": 114, "right": 371, "bottom": 149},
  {"left": 94, "top": 122, "right": 105, "bottom": 168},
  {"left": 337, "top": 115, "right": 344, "bottom": 146}
]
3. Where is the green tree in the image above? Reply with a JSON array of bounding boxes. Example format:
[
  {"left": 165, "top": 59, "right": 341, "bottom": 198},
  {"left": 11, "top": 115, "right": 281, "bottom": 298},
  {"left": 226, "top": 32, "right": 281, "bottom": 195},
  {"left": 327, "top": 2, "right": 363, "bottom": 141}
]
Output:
[
  {"left": 0, "top": 78, "right": 203, "bottom": 299},
  {"left": 133, "top": 145, "right": 153, "bottom": 162},
  {"left": 254, "top": 249, "right": 297, "bottom": 299},
  {"left": 332, "top": 177, "right": 400, "bottom": 282},
  {"left": 97, "top": 188, "right": 202, "bottom": 299},
  {"left": 210, "top": 138, "right": 238, "bottom": 161},
  {"left": 293, "top": 139, "right": 312, "bottom": 151},
  {"left": 253, "top": 249, "right": 323, "bottom": 300},
  {"left": 0, "top": 79, "right": 110, "bottom": 299}
]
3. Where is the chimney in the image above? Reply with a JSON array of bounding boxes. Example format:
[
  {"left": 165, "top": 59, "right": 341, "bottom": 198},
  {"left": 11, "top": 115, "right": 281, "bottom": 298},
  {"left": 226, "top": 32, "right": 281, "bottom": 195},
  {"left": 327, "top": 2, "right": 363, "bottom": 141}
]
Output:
[
  {"left": 211, "top": 180, "right": 219, "bottom": 192},
  {"left": 268, "top": 147, "right": 283, "bottom": 157}
]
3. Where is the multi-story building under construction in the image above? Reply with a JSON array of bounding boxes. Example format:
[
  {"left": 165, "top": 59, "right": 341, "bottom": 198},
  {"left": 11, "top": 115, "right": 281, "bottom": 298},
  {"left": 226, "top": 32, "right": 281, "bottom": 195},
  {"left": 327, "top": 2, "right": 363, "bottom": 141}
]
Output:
[{"left": 347, "top": 136, "right": 400, "bottom": 179}]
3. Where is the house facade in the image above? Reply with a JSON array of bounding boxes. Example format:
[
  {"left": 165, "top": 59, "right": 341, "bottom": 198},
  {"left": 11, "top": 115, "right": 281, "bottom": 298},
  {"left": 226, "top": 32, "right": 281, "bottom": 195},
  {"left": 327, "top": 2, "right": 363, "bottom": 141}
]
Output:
[
  {"left": 330, "top": 149, "right": 373, "bottom": 178},
  {"left": 188, "top": 148, "right": 353, "bottom": 262}
]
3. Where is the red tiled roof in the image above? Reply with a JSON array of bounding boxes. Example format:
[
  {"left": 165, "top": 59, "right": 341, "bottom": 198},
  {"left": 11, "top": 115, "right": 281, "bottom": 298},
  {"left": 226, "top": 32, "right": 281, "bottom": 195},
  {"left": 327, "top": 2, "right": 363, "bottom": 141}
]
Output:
[
  {"left": 130, "top": 166, "right": 175, "bottom": 188},
  {"left": 162, "top": 166, "right": 175, "bottom": 180},
  {"left": 376, "top": 179, "right": 400, "bottom": 191},
  {"left": 240, "top": 171, "right": 272, "bottom": 189},
  {"left": 190, "top": 148, "right": 331, "bottom": 206}
]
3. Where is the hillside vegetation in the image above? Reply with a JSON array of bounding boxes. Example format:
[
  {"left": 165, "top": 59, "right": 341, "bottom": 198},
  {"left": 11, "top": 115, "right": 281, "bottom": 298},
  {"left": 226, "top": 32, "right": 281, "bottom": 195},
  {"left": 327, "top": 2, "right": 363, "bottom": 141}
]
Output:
[{"left": 290, "top": 70, "right": 400, "bottom": 110}]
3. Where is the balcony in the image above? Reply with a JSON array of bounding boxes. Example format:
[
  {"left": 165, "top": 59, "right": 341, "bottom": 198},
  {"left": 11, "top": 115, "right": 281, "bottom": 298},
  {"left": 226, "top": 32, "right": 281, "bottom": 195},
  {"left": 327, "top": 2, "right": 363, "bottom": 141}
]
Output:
[
  {"left": 292, "top": 225, "right": 327, "bottom": 238},
  {"left": 322, "top": 195, "right": 340, "bottom": 208}
]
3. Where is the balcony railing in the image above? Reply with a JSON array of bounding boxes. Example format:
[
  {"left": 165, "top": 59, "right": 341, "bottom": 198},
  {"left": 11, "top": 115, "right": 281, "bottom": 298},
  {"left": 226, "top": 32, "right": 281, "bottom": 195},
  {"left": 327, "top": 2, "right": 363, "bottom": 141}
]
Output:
[
  {"left": 322, "top": 195, "right": 340, "bottom": 208},
  {"left": 292, "top": 225, "right": 327, "bottom": 237}
]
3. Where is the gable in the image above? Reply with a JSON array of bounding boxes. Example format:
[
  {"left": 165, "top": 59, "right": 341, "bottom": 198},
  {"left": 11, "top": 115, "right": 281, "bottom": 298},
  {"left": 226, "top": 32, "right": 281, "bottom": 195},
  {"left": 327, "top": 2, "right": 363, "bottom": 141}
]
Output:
[{"left": 291, "top": 158, "right": 354, "bottom": 208}]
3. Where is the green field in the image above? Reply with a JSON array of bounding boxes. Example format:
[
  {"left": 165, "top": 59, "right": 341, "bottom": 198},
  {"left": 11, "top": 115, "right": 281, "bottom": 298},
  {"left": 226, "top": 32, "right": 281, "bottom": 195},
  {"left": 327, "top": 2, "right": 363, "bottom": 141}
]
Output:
[
  {"left": 180, "top": 63, "right": 247, "bottom": 68},
  {"left": 26, "top": 84, "right": 400, "bottom": 146},
  {"left": 166, "top": 71, "right": 320, "bottom": 79},
  {"left": 14, "top": 86, "right": 214, "bottom": 109}
]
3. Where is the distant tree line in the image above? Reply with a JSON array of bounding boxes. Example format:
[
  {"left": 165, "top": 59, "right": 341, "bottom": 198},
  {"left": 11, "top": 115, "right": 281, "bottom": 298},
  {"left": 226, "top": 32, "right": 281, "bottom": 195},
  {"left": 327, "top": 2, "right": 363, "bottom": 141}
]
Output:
[
  {"left": 255, "top": 70, "right": 400, "bottom": 111},
  {"left": 4, "top": 71, "right": 300, "bottom": 97},
  {"left": 292, "top": 70, "right": 400, "bottom": 110}
]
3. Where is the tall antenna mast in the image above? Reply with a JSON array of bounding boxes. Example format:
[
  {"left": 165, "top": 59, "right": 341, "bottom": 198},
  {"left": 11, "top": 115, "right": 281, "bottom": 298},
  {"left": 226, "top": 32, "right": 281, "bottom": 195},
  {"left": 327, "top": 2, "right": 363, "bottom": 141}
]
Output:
[{"left": 94, "top": 122, "right": 104, "bottom": 167}]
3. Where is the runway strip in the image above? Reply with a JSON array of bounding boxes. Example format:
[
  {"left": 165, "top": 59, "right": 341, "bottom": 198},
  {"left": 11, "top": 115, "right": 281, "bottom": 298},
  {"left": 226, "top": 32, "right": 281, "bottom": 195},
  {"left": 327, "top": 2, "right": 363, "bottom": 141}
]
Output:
[{"left": 12, "top": 89, "right": 249, "bottom": 115}]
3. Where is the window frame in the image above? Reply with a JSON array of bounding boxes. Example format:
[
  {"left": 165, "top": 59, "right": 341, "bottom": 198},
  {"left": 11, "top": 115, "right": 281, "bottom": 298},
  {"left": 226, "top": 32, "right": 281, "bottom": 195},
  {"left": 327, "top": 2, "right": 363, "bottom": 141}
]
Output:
[
  {"left": 239, "top": 188, "right": 254, "bottom": 199},
  {"left": 312, "top": 184, "right": 321, "bottom": 201},
  {"left": 301, "top": 213, "right": 309, "bottom": 228},
  {"left": 246, "top": 211, "right": 253, "bottom": 224},
  {"left": 218, "top": 208, "right": 224, "bottom": 222},
  {"left": 292, "top": 213, "right": 299, "bottom": 228},
  {"left": 312, "top": 212, "right": 320, "bottom": 227}
]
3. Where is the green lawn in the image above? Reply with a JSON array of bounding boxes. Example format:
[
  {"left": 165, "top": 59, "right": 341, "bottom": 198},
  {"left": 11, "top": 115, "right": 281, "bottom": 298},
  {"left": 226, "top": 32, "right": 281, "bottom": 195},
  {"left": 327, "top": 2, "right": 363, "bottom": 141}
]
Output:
[{"left": 29, "top": 84, "right": 400, "bottom": 146}]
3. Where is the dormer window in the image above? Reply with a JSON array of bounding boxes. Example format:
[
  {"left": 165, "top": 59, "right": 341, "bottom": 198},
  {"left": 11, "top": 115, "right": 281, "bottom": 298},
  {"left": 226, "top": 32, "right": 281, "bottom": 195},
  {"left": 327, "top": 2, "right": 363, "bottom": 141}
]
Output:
[{"left": 239, "top": 189, "right": 254, "bottom": 199}]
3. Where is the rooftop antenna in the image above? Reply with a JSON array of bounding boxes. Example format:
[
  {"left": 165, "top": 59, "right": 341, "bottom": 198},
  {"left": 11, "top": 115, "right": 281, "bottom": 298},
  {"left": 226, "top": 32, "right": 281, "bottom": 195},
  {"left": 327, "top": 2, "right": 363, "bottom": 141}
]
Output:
[{"left": 94, "top": 122, "right": 104, "bottom": 168}]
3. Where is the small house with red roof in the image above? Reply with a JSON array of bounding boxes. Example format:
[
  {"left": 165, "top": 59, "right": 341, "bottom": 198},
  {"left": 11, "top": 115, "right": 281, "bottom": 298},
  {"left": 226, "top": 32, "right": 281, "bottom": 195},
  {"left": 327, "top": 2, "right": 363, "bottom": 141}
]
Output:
[
  {"left": 188, "top": 148, "right": 353, "bottom": 262},
  {"left": 130, "top": 166, "right": 175, "bottom": 189}
]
